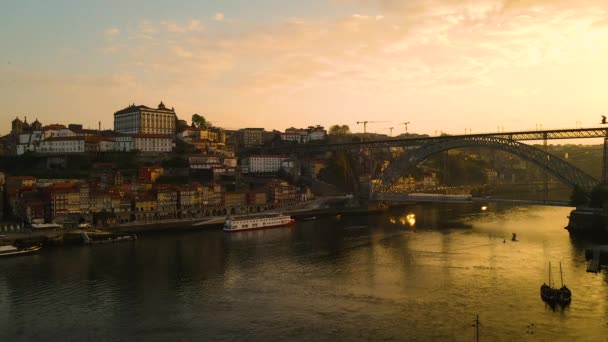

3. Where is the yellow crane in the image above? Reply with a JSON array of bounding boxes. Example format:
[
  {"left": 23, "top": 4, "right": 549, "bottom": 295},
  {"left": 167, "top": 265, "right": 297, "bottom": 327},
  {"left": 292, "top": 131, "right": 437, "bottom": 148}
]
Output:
[{"left": 357, "top": 121, "right": 388, "bottom": 134}]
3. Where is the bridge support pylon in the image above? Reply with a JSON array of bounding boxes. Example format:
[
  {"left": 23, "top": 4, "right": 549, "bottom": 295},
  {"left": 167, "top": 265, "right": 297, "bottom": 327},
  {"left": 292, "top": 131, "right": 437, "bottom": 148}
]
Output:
[{"left": 603, "top": 135, "right": 608, "bottom": 184}]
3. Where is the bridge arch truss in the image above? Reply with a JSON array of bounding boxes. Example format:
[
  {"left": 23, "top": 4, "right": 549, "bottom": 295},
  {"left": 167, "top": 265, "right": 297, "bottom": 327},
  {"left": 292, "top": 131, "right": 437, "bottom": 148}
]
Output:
[{"left": 376, "top": 136, "right": 599, "bottom": 194}]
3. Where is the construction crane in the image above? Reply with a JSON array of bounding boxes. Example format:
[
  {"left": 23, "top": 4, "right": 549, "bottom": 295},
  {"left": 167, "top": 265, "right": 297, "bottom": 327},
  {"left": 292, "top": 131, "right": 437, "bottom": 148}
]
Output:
[
  {"left": 385, "top": 127, "right": 395, "bottom": 137},
  {"left": 401, "top": 122, "right": 411, "bottom": 133},
  {"left": 357, "top": 121, "right": 388, "bottom": 134}
]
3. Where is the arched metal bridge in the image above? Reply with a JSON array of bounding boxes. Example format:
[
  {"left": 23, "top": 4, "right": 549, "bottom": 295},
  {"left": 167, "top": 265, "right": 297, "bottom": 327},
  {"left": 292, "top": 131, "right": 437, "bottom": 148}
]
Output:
[{"left": 374, "top": 135, "right": 600, "bottom": 194}]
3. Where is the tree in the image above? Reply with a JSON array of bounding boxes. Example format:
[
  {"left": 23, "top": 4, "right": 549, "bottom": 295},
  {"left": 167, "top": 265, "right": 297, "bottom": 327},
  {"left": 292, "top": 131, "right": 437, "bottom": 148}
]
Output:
[
  {"left": 192, "top": 114, "right": 206, "bottom": 128},
  {"left": 329, "top": 124, "right": 351, "bottom": 136}
]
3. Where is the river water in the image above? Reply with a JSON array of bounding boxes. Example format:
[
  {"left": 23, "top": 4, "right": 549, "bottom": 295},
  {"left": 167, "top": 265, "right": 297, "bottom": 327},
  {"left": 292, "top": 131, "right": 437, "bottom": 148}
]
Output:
[{"left": 1, "top": 204, "right": 607, "bottom": 341}]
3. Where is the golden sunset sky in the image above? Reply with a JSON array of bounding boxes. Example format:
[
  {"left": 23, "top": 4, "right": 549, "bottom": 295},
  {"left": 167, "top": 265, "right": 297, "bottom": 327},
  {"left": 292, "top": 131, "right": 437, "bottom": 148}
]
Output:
[{"left": 2, "top": 0, "right": 608, "bottom": 135}]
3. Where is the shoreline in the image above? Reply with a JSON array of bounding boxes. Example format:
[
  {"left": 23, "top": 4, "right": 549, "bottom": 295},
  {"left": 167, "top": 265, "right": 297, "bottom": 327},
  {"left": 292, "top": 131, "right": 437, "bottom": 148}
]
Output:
[{"left": 0, "top": 205, "right": 390, "bottom": 245}]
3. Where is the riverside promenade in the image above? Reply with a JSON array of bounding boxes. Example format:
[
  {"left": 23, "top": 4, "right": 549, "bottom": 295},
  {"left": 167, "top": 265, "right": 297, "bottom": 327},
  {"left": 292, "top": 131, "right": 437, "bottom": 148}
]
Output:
[{"left": 0, "top": 196, "right": 358, "bottom": 244}]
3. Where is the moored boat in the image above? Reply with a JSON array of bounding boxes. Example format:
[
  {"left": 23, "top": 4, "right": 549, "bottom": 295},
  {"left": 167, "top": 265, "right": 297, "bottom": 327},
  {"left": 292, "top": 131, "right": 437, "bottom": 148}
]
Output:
[
  {"left": 540, "top": 261, "right": 559, "bottom": 304},
  {"left": 223, "top": 213, "right": 294, "bottom": 232},
  {"left": 558, "top": 262, "right": 572, "bottom": 305},
  {"left": 0, "top": 244, "right": 42, "bottom": 257},
  {"left": 540, "top": 283, "right": 558, "bottom": 303},
  {"left": 540, "top": 261, "right": 572, "bottom": 307},
  {"left": 301, "top": 216, "right": 317, "bottom": 221}
]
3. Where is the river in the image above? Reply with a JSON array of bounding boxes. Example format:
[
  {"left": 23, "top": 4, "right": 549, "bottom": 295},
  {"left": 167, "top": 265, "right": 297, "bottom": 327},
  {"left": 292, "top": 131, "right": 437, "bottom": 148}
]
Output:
[{"left": 1, "top": 204, "right": 607, "bottom": 341}]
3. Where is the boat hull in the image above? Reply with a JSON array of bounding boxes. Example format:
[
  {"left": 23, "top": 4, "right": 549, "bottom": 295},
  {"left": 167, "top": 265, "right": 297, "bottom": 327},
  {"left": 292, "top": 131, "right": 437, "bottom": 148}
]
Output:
[
  {"left": 223, "top": 219, "right": 295, "bottom": 232},
  {"left": 0, "top": 245, "right": 42, "bottom": 257}
]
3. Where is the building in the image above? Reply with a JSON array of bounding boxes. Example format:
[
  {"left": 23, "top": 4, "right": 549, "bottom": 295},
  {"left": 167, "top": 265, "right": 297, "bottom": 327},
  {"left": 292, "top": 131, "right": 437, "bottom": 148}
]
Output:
[
  {"left": 280, "top": 126, "right": 326, "bottom": 144},
  {"left": 237, "top": 128, "right": 264, "bottom": 148},
  {"left": 281, "top": 128, "right": 310, "bottom": 144},
  {"left": 84, "top": 136, "right": 115, "bottom": 152},
  {"left": 11, "top": 117, "right": 40, "bottom": 135},
  {"left": 134, "top": 192, "right": 158, "bottom": 221},
  {"left": 178, "top": 185, "right": 202, "bottom": 218},
  {"left": 139, "top": 167, "right": 165, "bottom": 183},
  {"left": 16, "top": 191, "right": 46, "bottom": 223},
  {"left": 42, "top": 124, "right": 74, "bottom": 139},
  {"left": 133, "top": 134, "right": 173, "bottom": 152},
  {"left": 308, "top": 127, "right": 327, "bottom": 141},
  {"left": 155, "top": 186, "right": 178, "bottom": 219},
  {"left": 37, "top": 136, "right": 85, "bottom": 154},
  {"left": 89, "top": 191, "right": 113, "bottom": 214},
  {"left": 247, "top": 191, "right": 267, "bottom": 206},
  {"left": 267, "top": 180, "right": 297, "bottom": 205},
  {"left": 44, "top": 182, "right": 81, "bottom": 220},
  {"left": 6, "top": 176, "right": 37, "bottom": 216},
  {"left": 114, "top": 102, "right": 177, "bottom": 135},
  {"left": 224, "top": 192, "right": 248, "bottom": 210},
  {"left": 202, "top": 183, "right": 223, "bottom": 208},
  {"left": 179, "top": 127, "right": 225, "bottom": 144},
  {"left": 483, "top": 169, "right": 499, "bottom": 185},
  {"left": 241, "top": 155, "right": 290, "bottom": 174}
]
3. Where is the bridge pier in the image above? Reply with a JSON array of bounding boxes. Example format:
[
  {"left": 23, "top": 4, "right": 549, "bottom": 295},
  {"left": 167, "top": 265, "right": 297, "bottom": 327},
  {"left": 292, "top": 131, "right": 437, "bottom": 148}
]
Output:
[
  {"left": 603, "top": 134, "right": 608, "bottom": 184},
  {"left": 543, "top": 132, "right": 551, "bottom": 201}
]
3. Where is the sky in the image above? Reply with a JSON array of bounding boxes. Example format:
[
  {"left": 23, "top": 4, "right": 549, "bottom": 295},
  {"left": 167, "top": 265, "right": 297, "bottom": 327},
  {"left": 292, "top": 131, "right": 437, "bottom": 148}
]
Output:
[{"left": 2, "top": 0, "right": 608, "bottom": 136}]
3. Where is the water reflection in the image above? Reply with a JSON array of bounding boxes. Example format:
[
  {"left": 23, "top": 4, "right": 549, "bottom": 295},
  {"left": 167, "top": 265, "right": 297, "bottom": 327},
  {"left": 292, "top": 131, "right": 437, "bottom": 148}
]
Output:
[{"left": 1, "top": 205, "right": 607, "bottom": 340}]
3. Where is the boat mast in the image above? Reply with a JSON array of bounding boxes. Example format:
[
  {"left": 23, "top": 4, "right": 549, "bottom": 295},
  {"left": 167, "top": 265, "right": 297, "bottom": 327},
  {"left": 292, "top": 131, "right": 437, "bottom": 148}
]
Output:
[
  {"left": 549, "top": 261, "right": 552, "bottom": 287},
  {"left": 560, "top": 262, "right": 564, "bottom": 287}
]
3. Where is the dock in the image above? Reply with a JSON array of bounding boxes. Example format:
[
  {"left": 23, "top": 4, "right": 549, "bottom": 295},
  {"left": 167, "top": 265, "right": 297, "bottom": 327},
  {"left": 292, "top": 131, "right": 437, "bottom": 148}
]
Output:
[{"left": 587, "top": 248, "right": 600, "bottom": 273}]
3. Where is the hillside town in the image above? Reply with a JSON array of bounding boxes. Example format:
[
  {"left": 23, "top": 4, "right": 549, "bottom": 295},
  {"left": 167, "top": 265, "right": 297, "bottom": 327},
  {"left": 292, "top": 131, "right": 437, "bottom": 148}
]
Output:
[
  {"left": 0, "top": 102, "right": 331, "bottom": 228},
  {"left": 0, "top": 101, "right": 596, "bottom": 230}
]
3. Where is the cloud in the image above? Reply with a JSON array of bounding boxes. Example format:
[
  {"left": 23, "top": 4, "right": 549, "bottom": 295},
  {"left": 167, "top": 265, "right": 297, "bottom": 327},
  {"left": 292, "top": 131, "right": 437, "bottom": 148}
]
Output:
[
  {"left": 214, "top": 13, "right": 225, "bottom": 21},
  {"left": 104, "top": 27, "right": 120, "bottom": 38},
  {"left": 97, "top": 1, "right": 608, "bottom": 103},
  {"left": 1, "top": 67, "right": 137, "bottom": 88},
  {"left": 162, "top": 19, "right": 203, "bottom": 33},
  {"left": 592, "top": 17, "right": 608, "bottom": 28}
]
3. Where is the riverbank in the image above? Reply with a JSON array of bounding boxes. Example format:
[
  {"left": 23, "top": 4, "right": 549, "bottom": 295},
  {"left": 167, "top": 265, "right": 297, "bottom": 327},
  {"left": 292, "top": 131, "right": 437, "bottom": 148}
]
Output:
[{"left": 0, "top": 202, "right": 387, "bottom": 246}]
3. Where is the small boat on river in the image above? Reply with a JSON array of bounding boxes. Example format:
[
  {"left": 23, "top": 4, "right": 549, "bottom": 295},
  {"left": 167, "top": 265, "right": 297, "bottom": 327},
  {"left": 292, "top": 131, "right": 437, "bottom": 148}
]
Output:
[
  {"left": 0, "top": 244, "right": 42, "bottom": 257},
  {"left": 301, "top": 216, "right": 317, "bottom": 221},
  {"left": 540, "top": 261, "right": 559, "bottom": 304},
  {"left": 558, "top": 262, "right": 572, "bottom": 305},
  {"left": 540, "top": 261, "right": 571, "bottom": 306}
]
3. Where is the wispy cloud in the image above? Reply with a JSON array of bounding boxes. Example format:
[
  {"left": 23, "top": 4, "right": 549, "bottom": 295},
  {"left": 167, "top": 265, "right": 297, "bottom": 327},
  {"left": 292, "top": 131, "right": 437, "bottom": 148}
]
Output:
[
  {"left": 162, "top": 19, "right": 203, "bottom": 33},
  {"left": 97, "top": 2, "right": 608, "bottom": 97},
  {"left": 104, "top": 27, "right": 120, "bottom": 38},
  {"left": 18, "top": 0, "right": 608, "bottom": 132}
]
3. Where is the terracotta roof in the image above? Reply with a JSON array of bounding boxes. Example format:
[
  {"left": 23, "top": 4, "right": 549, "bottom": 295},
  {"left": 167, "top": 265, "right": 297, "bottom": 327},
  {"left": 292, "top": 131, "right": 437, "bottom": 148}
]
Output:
[
  {"left": 134, "top": 134, "right": 174, "bottom": 139},
  {"left": 8, "top": 176, "right": 36, "bottom": 181},
  {"left": 84, "top": 136, "right": 114, "bottom": 143},
  {"left": 46, "top": 181, "right": 78, "bottom": 191},
  {"left": 246, "top": 155, "right": 289, "bottom": 159},
  {"left": 43, "top": 124, "right": 67, "bottom": 130},
  {"left": 72, "top": 128, "right": 100, "bottom": 135},
  {"left": 115, "top": 104, "right": 176, "bottom": 115},
  {"left": 44, "top": 136, "right": 86, "bottom": 142},
  {"left": 189, "top": 154, "right": 222, "bottom": 158}
]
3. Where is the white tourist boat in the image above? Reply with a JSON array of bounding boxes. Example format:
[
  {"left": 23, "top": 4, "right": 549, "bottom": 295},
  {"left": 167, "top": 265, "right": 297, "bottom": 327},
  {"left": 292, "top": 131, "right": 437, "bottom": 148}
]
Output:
[{"left": 223, "top": 213, "right": 295, "bottom": 232}]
